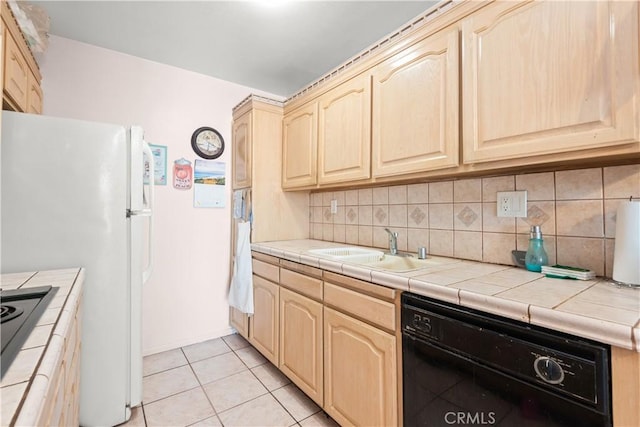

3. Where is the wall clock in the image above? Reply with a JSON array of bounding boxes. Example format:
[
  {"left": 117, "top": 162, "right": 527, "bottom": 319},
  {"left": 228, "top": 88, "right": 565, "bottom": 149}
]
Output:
[{"left": 191, "top": 127, "right": 225, "bottom": 159}]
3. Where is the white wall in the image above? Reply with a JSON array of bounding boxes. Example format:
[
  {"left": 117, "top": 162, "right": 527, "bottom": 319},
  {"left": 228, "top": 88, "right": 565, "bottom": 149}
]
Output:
[{"left": 40, "top": 35, "right": 281, "bottom": 355}]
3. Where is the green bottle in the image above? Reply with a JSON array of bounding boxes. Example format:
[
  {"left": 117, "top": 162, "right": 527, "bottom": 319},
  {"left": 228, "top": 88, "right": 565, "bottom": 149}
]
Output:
[{"left": 525, "top": 225, "right": 548, "bottom": 272}]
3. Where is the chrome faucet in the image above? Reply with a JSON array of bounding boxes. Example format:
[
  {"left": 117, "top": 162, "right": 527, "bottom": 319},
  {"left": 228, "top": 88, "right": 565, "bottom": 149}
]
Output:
[{"left": 384, "top": 228, "right": 398, "bottom": 255}]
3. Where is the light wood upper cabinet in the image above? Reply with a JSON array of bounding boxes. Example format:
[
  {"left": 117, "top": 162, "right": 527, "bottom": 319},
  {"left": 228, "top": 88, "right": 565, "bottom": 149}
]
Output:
[
  {"left": 2, "top": 1, "right": 43, "bottom": 114},
  {"left": 3, "top": 28, "right": 28, "bottom": 111},
  {"left": 249, "top": 274, "right": 279, "bottom": 365},
  {"left": 323, "top": 306, "right": 397, "bottom": 427},
  {"left": 232, "top": 110, "right": 252, "bottom": 189},
  {"left": 230, "top": 97, "right": 309, "bottom": 242},
  {"left": 318, "top": 75, "right": 371, "bottom": 184},
  {"left": 26, "top": 72, "right": 43, "bottom": 114},
  {"left": 279, "top": 287, "right": 323, "bottom": 406},
  {"left": 282, "top": 102, "right": 318, "bottom": 189},
  {"left": 462, "top": 0, "right": 640, "bottom": 164},
  {"left": 371, "top": 26, "right": 460, "bottom": 178}
]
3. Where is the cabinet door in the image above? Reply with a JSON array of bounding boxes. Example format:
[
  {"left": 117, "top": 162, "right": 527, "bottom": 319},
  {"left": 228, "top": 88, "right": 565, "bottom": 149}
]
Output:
[
  {"left": 318, "top": 75, "right": 371, "bottom": 185},
  {"left": 229, "top": 306, "right": 249, "bottom": 339},
  {"left": 232, "top": 110, "right": 252, "bottom": 189},
  {"left": 3, "top": 29, "right": 28, "bottom": 111},
  {"left": 462, "top": 1, "right": 640, "bottom": 164},
  {"left": 282, "top": 102, "right": 318, "bottom": 189},
  {"left": 279, "top": 287, "right": 323, "bottom": 406},
  {"left": 26, "top": 70, "right": 43, "bottom": 114},
  {"left": 324, "top": 307, "right": 397, "bottom": 427},
  {"left": 249, "top": 275, "right": 279, "bottom": 365},
  {"left": 371, "top": 27, "right": 460, "bottom": 178}
]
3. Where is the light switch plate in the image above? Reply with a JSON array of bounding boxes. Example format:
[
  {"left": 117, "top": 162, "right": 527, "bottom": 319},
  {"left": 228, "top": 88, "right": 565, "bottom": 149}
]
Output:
[
  {"left": 496, "top": 191, "right": 527, "bottom": 217},
  {"left": 330, "top": 199, "right": 338, "bottom": 214}
]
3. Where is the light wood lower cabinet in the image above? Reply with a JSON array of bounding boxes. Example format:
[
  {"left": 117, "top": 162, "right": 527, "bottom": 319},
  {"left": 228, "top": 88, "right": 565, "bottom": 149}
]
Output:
[
  {"left": 238, "top": 256, "right": 400, "bottom": 425},
  {"left": 249, "top": 274, "right": 279, "bottom": 365},
  {"left": 37, "top": 294, "right": 82, "bottom": 426},
  {"left": 229, "top": 306, "right": 249, "bottom": 339},
  {"left": 279, "top": 287, "right": 323, "bottom": 406},
  {"left": 323, "top": 307, "right": 397, "bottom": 427}
]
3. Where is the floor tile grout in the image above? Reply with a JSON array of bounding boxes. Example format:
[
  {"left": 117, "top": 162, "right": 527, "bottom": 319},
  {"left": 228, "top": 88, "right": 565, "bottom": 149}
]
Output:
[{"left": 131, "top": 334, "right": 336, "bottom": 427}]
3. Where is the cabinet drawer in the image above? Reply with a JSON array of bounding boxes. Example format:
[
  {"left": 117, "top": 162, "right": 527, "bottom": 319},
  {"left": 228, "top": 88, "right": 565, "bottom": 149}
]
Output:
[
  {"left": 280, "top": 268, "right": 322, "bottom": 301},
  {"left": 323, "top": 282, "right": 396, "bottom": 332},
  {"left": 252, "top": 258, "right": 279, "bottom": 282}
]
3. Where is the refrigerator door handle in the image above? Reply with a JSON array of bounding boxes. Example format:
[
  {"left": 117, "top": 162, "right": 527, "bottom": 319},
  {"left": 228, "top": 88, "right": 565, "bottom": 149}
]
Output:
[{"left": 140, "top": 140, "right": 154, "bottom": 284}]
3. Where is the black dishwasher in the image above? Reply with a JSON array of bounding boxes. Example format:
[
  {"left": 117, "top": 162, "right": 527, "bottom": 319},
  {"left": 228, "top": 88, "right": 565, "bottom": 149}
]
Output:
[{"left": 402, "top": 292, "right": 612, "bottom": 427}]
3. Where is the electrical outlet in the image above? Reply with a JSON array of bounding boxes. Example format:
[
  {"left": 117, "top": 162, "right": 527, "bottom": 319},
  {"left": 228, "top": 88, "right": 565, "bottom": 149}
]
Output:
[
  {"left": 330, "top": 199, "right": 338, "bottom": 214},
  {"left": 496, "top": 191, "right": 527, "bottom": 217}
]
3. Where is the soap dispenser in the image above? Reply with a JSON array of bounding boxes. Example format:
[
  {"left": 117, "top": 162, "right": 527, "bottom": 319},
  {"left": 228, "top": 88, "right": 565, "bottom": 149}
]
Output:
[{"left": 525, "top": 225, "right": 549, "bottom": 272}]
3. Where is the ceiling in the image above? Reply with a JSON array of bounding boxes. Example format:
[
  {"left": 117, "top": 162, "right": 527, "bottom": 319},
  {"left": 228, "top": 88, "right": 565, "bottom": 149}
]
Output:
[{"left": 29, "top": 1, "right": 437, "bottom": 98}]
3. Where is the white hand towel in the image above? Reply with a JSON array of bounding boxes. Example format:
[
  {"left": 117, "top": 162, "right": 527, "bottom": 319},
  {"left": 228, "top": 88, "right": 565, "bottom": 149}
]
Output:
[
  {"left": 233, "top": 190, "right": 245, "bottom": 219},
  {"left": 229, "top": 221, "right": 254, "bottom": 314}
]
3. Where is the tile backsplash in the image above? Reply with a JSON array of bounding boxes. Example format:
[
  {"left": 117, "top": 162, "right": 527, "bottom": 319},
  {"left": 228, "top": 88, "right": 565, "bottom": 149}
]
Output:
[{"left": 309, "top": 165, "right": 640, "bottom": 277}]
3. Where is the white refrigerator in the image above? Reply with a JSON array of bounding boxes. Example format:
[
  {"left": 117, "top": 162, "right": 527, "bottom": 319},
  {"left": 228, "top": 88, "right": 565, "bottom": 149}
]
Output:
[{"left": 1, "top": 111, "right": 154, "bottom": 426}]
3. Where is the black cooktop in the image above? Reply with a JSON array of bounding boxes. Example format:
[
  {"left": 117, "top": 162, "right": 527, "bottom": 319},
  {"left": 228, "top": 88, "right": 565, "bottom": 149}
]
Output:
[{"left": 1, "top": 286, "right": 58, "bottom": 379}]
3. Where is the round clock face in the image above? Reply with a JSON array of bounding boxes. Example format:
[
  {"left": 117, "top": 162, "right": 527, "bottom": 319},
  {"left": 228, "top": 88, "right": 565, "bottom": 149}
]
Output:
[{"left": 191, "top": 127, "right": 224, "bottom": 159}]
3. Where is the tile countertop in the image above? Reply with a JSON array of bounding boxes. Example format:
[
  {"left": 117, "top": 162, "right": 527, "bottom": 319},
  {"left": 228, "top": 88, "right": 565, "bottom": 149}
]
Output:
[
  {"left": 251, "top": 239, "right": 640, "bottom": 352},
  {"left": 0, "top": 268, "right": 84, "bottom": 426}
]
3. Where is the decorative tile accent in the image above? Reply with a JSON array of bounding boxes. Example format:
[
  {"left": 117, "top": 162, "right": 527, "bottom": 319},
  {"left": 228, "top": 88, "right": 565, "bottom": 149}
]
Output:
[
  {"left": 409, "top": 206, "right": 427, "bottom": 226},
  {"left": 323, "top": 208, "right": 332, "bottom": 222},
  {"left": 346, "top": 207, "right": 357, "bottom": 224},
  {"left": 524, "top": 204, "right": 550, "bottom": 226},
  {"left": 456, "top": 206, "right": 478, "bottom": 227},
  {"left": 374, "top": 207, "right": 388, "bottom": 225}
]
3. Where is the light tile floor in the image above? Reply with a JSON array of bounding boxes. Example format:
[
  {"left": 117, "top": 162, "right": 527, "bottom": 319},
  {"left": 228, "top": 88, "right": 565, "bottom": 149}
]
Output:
[{"left": 119, "top": 334, "right": 339, "bottom": 427}]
